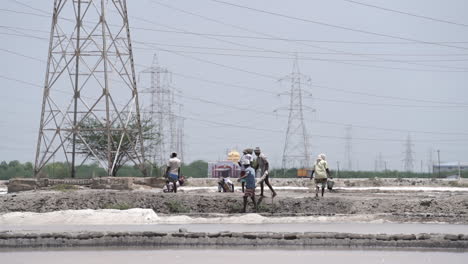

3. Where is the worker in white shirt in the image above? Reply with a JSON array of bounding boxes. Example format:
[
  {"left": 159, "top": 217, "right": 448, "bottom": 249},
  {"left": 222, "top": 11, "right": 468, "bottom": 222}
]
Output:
[
  {"left": 254, "top": 147, "right": 277, "bottom": 198},
  {"left": 310, "top": 153, "right": 331, "bottom": 197},
  {"left": 165, "top": 152, "right": 182, "bottom": 193}
]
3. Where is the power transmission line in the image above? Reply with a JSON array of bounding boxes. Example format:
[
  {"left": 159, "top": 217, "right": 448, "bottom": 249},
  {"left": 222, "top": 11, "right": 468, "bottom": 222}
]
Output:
[
  {"left": 7, "top": 1, "right": 468, "bottom": 46},
  {"left": 4, "top": 40, "right": 468, "bottom": 110},
  {"left": 34, "top": 0, "right": 147, "bottom": 177},
  {"left": 0, "top": 57, "right": 467, "bottom": 140},
  {"left": 208, "top": 0, "right": 468, "bottom": 51},
  {"left": 280, "top": 56, "right": 312, "bottom": 169},
  {"left": 145, "top": 0, "right": 468, "bottom": 72},
  {"left": 139, "top": 54, "right": 176, "bottom": 170},
  {"left": 135, "top": 46, "right": 468, "bottom": 63},
  {"left": 403, "top": 134, "right": 415, "bottom": 171},
  {"left": 344, "top": 125, "right": 353, "bottom": 170},
  {"left": 343, "top": 0, "right": 468, "bottom": 28},
  {"left": 3, "top": 72, "right": 468, "bottom": 145},
  {"left": 3, "top": 4, "right": 468, "bottom": 72}
]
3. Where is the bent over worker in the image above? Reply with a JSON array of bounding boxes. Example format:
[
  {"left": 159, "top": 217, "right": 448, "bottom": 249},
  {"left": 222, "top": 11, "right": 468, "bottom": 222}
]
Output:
[{"left": 310, "top": 153, "right": 331, "bottom": 197}]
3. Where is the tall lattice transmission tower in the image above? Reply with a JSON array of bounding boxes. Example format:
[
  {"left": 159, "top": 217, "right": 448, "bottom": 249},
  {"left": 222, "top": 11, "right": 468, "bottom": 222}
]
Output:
[
  {"left": 426, "top": 148, "right": 434, "bottom": 173},
  {"left": 175, "top": 105, "right": 185, "bottom": 162},
  {"left": 344, "top": 125, "right": 353, "bottom": 171},
  {"left": 139, "top": 54, "right": 181, "bottom": 171},
  {"left": 375, "top": 152, "right": 385, "bottom": 171},
  {"left": 403, "top": 134, "right": 415, "bottom": 171},
  {"left": 34, "top": 0, "right": 146, "bottom": 177},
  {"left": 280, "top": 56, "right": 312, "bottom": 169}
]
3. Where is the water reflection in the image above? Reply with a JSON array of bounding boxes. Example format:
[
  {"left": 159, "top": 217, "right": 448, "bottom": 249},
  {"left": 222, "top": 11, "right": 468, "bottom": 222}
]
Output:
[{"left": 1, "top": 249, "right": 467, "bottom": 264}]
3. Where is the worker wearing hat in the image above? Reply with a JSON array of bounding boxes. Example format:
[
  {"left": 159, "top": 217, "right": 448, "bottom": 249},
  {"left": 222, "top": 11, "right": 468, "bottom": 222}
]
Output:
[
  {"left": 254, "top": 147, "right": 277, "bottom": 198},
  {"left": 238, "top": 148, "right": 254, "bottom": 193},
  {"left": 238, "top": 158, "right": 257, "bottom": 213},
  {"left": 310, "top": 153, "right": 331, "bottom": 197}
]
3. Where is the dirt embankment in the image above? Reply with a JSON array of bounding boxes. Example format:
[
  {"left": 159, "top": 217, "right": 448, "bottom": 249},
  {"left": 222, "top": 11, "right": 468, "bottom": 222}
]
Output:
[
  {"left": 1, "top": 231, "right": 467, "bottom": 250},
  {"left": 1, "top": 189, "right": 467, "bottom": 223},
  {"left": 187, "top": 178, "right": 468, "bottom": 187}
]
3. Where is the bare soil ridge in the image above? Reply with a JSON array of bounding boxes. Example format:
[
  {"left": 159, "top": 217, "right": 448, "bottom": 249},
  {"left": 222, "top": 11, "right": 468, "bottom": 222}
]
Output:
[{"left": 1, "top": 189, "right": 467, "bottom": 223}]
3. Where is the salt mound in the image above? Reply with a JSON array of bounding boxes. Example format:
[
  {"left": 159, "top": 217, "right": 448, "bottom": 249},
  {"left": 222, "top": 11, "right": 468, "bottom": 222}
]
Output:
[
  {"left": 0, "top": 208, "right": 158, "bottom": 225},
  {"left": 1, "top": 210, "right": 385, "bottom": 226}
]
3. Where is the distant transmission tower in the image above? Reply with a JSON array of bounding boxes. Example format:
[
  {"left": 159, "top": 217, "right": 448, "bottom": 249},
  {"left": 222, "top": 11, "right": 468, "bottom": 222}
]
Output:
[
  {"left": 344, "top": 125, "right": 353, "bottom": 170},
  {"left": 375, "top": 152, "right": 385, "bottom": 171},
  {"left": 34, "top": 0, "right": 146, "bottom": 177},
  {"left": 175, "top": 105, "right": 185, "bottom": 162},
  {"left": 403, "top": 134, "right": 415, "bottom": 171},
  {"left": 139, "top": 54, "right": 176, "bottom": 169},
  {"left": 426, "top": 148, "right": 434, "bottom": 173},
  {"left": 281, "top": 56, "right": 312, "bottom": 169}
]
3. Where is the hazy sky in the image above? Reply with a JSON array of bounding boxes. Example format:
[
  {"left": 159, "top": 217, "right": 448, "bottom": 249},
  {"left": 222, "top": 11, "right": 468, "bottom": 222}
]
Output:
[{"left": 1, "top": 0, "right": 467, "bottom": 171}]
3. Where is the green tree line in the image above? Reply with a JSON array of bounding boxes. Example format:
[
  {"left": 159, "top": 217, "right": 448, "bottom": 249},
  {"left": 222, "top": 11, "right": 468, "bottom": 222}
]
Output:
[
  {"left": 270, "top": 168, "right": 468, "bottom": 178},
  {"left": 1, "top": 160, "right": 466, "bottom": 180},
  {"left": 0, "top": 160, "right": 209, "bottom": 180}
]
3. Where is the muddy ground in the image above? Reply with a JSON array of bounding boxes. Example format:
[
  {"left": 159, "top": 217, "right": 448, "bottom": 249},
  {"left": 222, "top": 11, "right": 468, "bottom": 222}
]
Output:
[{"left": 1, "top": 187, "right": 467, "bottom": 223}]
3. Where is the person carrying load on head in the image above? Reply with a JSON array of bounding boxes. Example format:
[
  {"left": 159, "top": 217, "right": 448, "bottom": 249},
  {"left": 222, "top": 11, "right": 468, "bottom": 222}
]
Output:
[
  {"left": 238, "top": 158, "right": 257, "bottom": 213},
  {"left": 238, "top": 148, "right": 253, "bottom": 193},
  {"left": 310, "top": 153, "right": 332, "bottom": 198},
  {"left": 254, "top": 147, "right": 277, "bottom": 198},
  {"left": 165, "top": 152, "right": 181, "bottom": 193}
]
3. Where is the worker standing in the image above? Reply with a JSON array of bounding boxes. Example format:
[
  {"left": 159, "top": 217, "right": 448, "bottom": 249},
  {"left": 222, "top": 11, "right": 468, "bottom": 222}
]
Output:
[
  {"left": 165, "top": 152, "right": 182, "bottom": 193},
  {"left": 254, "top": 147, "right": 277, "bottom": 198},
  {"left": 238, "top": 159, "right": 257, "bottom": 213},
  {"left": 238, "top": 148, "right": 253, "bottom": 193},
  {"left": 310, "top": 153, "right": 331, "bottom": 197}
]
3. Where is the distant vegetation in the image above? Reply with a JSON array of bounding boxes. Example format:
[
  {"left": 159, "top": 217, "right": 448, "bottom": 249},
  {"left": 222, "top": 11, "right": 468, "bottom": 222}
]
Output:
[
  {"left": 271, "top": 168, "right": 468, "bottom": 179},
  {"left": 0, "top": 160, "right": 208, "bottom": 180},
  {"left": 0, "top": 160, "right": 466, "bottom": 180}
]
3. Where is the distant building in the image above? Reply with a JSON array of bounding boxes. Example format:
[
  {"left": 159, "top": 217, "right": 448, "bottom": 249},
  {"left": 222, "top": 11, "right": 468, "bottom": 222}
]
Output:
[
  {"left": 208, "top": 149, "right": 243, "bottom": 178},
  {"left": 208, "top": 161, "right": 241, "bottom": 178},
  {"left": 432, "top": 162, "right": 468, "bottom": 172}
]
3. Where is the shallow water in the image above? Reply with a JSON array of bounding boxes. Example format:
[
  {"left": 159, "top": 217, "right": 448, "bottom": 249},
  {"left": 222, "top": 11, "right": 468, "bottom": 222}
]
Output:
[
  {"left": 3, "top": 222, "right": 468, "bottom": 235},
  {"left": 1, "top": 249, "right": 467, "bottom": 264}
]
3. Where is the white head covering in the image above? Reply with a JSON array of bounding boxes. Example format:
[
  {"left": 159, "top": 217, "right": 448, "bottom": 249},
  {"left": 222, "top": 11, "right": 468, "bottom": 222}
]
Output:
[{"left": 318, "top": 153, "right": 326, "bottom": 160}]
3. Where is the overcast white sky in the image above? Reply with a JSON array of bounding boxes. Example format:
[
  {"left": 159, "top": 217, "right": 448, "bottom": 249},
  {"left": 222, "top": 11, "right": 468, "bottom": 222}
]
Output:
[{"left": 1, "top": 0, "right": 467, "bottom": 171}]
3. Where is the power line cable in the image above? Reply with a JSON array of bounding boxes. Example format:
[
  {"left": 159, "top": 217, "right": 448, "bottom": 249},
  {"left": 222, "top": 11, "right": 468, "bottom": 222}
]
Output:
[
  {"left": 4, "top": 3, "right": 468, "bottom": 72},
  {"left": 5, "top": 8, "right": 468, "bottom": 45},
  {"left": 169, "top": 85, "right": 468, "bottom": 136},
  {"left": 134, "top": 44, "right": 468, "bottom": 62},
  {"left": 3, "top": 3, "right": 468, "bottom": 104},
  {"left": 2, "top": 30, "right": 468, "bottom": 64},
  {"left": 148, "top": 1, "right": 468, "bottom": 72},
  {"left": 3, "top": 73, "right": 468, "bottom": 142},
  {"left": 3, "top": 42, "right": 468, "bottom": 107},
  {"left": 209, "top": 0, "right": 468, "bottom": 51},
  {"left": 343, "top": 0, "right": 468, "bottom": 28},
  {"left": 6, "top": 24, "right": 464, "bottom": 57}
]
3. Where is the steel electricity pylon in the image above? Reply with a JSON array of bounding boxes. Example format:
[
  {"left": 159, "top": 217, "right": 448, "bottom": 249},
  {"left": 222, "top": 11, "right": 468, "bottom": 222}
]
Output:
[
  {"left": 34, "top": 0, "right": 146, "bottom": 177},
  {"left": 403, "top": 134, "right": 415, "bottom": 171},
  {"left": 375, "top": 152, "right": 385, "bottom": 172},
  {"left": 175, "top": 104, "right": 185, "bottom": 162},
  {"left": 280, "top": 56, "right": 313, "bottom": 169},
  {"left": 139, "top": 54, "right": 182, "bottom": 171},
  {"left": 344, "top": 125, "right": 353, "bottom": 171}
]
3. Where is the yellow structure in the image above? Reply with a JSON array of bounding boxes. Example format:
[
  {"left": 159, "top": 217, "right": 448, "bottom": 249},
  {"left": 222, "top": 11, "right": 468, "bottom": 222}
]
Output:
[
  {"left": 227, "top": 150, "right": 241, "bottom": 163},
  {"left": 297, "top": 168, "right": 313, "bottom": 178}
]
